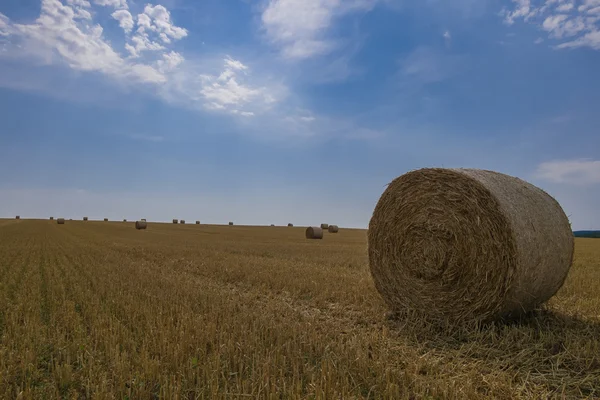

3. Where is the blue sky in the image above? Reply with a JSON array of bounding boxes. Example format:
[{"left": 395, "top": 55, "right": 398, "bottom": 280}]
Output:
[{"left": 0, "top": 0, "right": 599, "bottom": 229}]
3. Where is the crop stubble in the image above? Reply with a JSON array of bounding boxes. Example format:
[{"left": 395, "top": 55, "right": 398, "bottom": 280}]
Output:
[{"left": 0, "top": 220, "right": 598, "bottom": 399}]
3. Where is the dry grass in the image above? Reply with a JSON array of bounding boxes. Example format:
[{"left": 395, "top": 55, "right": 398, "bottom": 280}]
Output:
[{"left": 0, "top": 220, "right": 598, "bottom": 399}]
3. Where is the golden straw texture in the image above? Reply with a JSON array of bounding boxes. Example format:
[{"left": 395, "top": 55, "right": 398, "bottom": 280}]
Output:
[{"left": 368, "top": 168, "right": 574, "bottom": 325}]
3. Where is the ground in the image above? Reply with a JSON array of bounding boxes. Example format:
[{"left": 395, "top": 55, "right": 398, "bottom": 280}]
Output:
[{"left": 0, "top": 219, "right": 598, "bottom": 399}]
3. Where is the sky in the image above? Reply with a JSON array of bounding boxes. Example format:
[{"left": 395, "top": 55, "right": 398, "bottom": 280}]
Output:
[{"left": 0, "top": 0, "right": 599, "bottom": 229}]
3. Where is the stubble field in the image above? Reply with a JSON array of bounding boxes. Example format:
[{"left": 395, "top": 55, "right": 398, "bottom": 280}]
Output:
[{"left": 0, "top": 219, "right": 599, "bottom": 399}]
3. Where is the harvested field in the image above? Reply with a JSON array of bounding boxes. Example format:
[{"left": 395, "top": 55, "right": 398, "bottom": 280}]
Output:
[{"left": 0, "top": 219, "right": 598, "bottom": 399}]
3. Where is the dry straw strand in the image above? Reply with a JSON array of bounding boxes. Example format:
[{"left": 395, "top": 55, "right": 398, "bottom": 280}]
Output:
[
  {"left": 328, "top": 225, "right": 339, "bottom": 233},
  {"left": 367, "top": 168, "right": 574, "bottom": 325},
  {"left": 135, "top": 221, "right": 147, "bottom": 230},
  {"left": 305, "top": 226, "right": 323, "bottom": 240},
  {"left": 320, "top": 223, "right": 329, "bottom": 229},
  {"left": 57, "top": 218, "right": 65, "bottom": 225}
]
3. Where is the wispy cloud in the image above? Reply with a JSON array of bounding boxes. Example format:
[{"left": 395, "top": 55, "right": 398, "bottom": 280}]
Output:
[
  {"left": 260, "top": 0, "right": 376, "bottom": 59},
  {"left": 398, "top": 46, "right": 465, "bottom": 84},
  {"left": 503, "top": 0, "right": 600, "bottom": 50},
  {"left": 534, "top": 159, "right": 600, "bottom": 185}
]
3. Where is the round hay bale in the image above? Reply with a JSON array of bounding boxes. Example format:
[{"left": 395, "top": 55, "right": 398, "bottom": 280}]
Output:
[
  {"left": 368, "top": 168, "right": 574, "bottom": 325},
  {"left": 328, "top": 225, "right": 339, "bottom": 233},
  {"left": 305, "top": 226, "right": 323, "bottom": 239},
  {"left": 123, "top": 219, "right": 127, "bottom": 222},
  {"left": 57, "top": 218, "right": 65, "bottom": 225},
  {"left": 141, "top": 219, "right": 146, "bottom": 222},
  {"left": 104, "top": 218, "right": 108, "bottom": 222},
  {"left": 50, "top": 217, "right": 54, "bottom": 220},
  {"left": 196, "top": 221, "right": 200, "bottom": 225},
  {"left": 15, "top": 216, "right": 20, "bottom": 220},
  {"left": 271, "top": 224, "right": 275, "bottom": 226},
  {"left": 180, "top": 220, "right": 185, "bottom": 224},
  {"left": 288, "top": 223, "right": 294, "bottom": 227},
  {"left": 320, "top": 223, "right": 329, "bottom": 229},
  {"left": 173, "top": 219, "right": 178, "bottom": 224},
  {"left": 135, "top": 221, "right": 147, "bottom": 230},
  {"left": 229, "top": 222, "right": 234, "bottom": 226},
  {"left": 83, "top": 217, "right": 88, "bottom": 221}
]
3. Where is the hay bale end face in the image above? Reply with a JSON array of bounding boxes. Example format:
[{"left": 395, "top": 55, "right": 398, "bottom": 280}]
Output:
[
  {"left": 135, "top": 221, "right": 147, "bottom": 230},
  {"left": 320, "top": 223, "right": 329, "bottom": 229},
  {"left": 57, "top": 218, "right": 65, "bottom": 225},
  {"left": 305, "top": 226, "right": 323, "bottom": 239},
  {"left": 368, "top": 168, "right": 574, "bottom": 325},
  {"left": 173, "top": 219, "right": 178, "bottom": 224},
  {"left": 328, "top": 225, "right": 339, "bottom": 233}
]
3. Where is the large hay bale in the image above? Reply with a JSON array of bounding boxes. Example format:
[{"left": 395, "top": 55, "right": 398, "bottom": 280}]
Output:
[
  {"left": 320, "top": 223, "right": 329, "bottom": 229},
  {"left": 50, "top": 217, "right": 54, "bottom": 220},
  {"left": 368, "top": 168, "right": 574, "bottom": 325},
  {"left": 104, "top": 218, "right": 108, "bottom": 222},
  {"left": 16, "top": 216, "right": 20, "bottom": 220},
  {"left": 173, "top": 219, "right": 178, "bottom": 224},
  {"left": 305, "top": 226, "right": 323, "bottom": 239},
  {"left": 83, "top": 217, "right": 88, "bottom": 221},
  {"left": 180, "top": 220, "right": 186, "bottom": 224},
  {"left": 288, "top": 223, "right": 294, "bottom": 227},
  {"left": 229, "top": 222, "right": 234, "bottom": 226},
  {"left": 196, "top": 221, "right": 200, "bottom": 225},
  {"left": 123, "top": 219, "right": 127, "bottom": 222},
  {"left": 328, "top": 225, "right": 339, "bottom": 233},
  {"left": 57, "top": 218, "right": 65, "bottom": 225},
  {"left": 135, "top": 221, "right": 147, "bottom": 230}
]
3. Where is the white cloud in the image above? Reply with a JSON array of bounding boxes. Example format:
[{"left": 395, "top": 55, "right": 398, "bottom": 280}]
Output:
[
  {"left": 534, "top": 159, "right": 600, "bottom": 185},
  {"left": 112, "top": 9, "right": 133, "bottom": 34},
  {"left": 504, "top": 0, "right": 600, "bottom": 50},
  {"left": 399, "top": 46, "right": 464, "bottom": 84},
  {"left": 261, "top": 0, "right": 375, "bottom": 59},
  {"left": 125, "top": 4, "right": 187, "bottom": 57},
  {"left": 93, "top": 0, "right": 127, "bottom": 9},
  {"left": 443, "top": 30, "right": 451, "bottom": 39},
  {"left": 156, "top": 50, "right": 184, "bottom": 72}
]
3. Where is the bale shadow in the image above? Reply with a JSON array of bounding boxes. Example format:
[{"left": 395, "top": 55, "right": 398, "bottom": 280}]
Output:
[{"left": 386, "top": 308, "right": 600, "bottom": 397}]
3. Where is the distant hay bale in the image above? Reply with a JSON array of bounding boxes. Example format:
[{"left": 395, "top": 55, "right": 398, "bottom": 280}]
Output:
[
  {"left": 173, "top": 219, "right": 178, "bottom": 224},
  {"left": 196, "top": 221, "right": 200, "bottom": 225},
  {"left": 123, "top": 219, "right": 127, "bottom": 222},
  {"left": 50, "top": 217, "right": 54, "bottom": 220},
  {"left": 57, "top": 218, "right": 65, "bottom": 225},
  {"left": 368, "top": 168, "right": 574, "bottom": 325},
  {"left": 271, "top": 224, "right": 275, "bottom": 226},
  {"left": 320, "top": 223, "right": 329, "bottom": 229},
  {"left": 180, "top": 220, "right": 185, "bottom": 224},
  {"left": 104, "top": 218, "right": 108, "bottom": 222},
  {"left": 135, "top": 221, "right": 147, "bottom": 230},
  {"left": 83, "top": 217, "right": 88, "bottom": 221},
  {"left": 16, "top": 216, "right": 20, "bottom": 220},
  {"left": 305, "top": 226, "right": 323, "bottom": 239},
  {"left": 141, "top": 219, "right": 146, "bottom": 222},
  {"left": 328, "top": 225, "right": 339, "bottom": 233},
  {"left": 288, "top": 223, "right": 293, "bottom": 227},
  {"left": 229, "top": 222, "right": 234, "bottom": 226}
]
